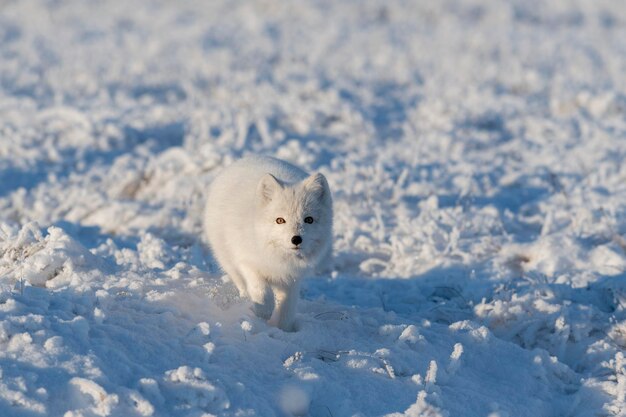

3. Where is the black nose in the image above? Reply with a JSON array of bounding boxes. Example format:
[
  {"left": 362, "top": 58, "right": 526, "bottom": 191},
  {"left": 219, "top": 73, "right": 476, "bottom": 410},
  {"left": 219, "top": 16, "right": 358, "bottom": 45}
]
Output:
[{"left": 291, "top": 235, "right": 302, "bottom": 246}]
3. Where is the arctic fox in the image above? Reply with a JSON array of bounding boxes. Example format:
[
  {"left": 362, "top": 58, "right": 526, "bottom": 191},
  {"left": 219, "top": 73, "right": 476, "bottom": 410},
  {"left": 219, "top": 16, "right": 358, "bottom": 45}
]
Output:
[{"left": 204, "top": 156, "right": 333, "bottom": 331}]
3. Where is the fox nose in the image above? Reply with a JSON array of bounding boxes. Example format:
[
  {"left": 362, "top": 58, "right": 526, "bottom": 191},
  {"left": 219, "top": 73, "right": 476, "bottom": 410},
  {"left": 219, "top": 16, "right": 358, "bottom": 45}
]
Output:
[{"left": 291, "top": 235, "right": 303, "bottom": 246}]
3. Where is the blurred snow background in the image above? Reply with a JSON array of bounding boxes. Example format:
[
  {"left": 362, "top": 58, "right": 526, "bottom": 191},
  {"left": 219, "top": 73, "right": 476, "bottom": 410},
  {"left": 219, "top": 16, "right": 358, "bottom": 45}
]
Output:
[{"left": 1, "top": 0, "right": 626, "bottom": 415}]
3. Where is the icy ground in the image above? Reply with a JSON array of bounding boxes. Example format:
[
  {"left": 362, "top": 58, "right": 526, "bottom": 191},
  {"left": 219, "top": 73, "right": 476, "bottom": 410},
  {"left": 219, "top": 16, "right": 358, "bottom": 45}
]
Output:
[{"left": 1, "top": 0, "right": 626, "bottom": 416}]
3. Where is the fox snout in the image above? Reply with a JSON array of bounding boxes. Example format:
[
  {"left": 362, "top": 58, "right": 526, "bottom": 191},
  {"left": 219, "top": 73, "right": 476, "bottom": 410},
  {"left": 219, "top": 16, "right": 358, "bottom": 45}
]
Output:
[{"left": 291, "top": 235, "right": 303, "bottom": 246}]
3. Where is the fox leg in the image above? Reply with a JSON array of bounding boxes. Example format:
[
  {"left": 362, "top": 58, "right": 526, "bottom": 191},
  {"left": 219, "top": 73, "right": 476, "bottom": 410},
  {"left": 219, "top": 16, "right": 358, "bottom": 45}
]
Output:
[
  {"left": 219, "top": 262, "right": 248, "bottom": 298},
  {"left": 239, "top": 265, "right": 273, "bottom": 319},
  {"left": 268, "top": 282, "right": 300, "bottom": 332}
]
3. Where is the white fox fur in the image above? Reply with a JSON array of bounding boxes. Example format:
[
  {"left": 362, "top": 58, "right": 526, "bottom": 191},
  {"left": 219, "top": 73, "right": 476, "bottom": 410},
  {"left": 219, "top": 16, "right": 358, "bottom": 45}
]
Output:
[{"left": 204, "top": 156, "right": 333, "bottom": 331}]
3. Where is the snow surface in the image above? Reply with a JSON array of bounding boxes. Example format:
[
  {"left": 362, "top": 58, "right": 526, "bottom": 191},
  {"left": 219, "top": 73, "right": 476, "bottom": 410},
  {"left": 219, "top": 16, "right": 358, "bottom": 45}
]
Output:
[{"left": 1, "top": 0, "right": 626, "bottom": 416}]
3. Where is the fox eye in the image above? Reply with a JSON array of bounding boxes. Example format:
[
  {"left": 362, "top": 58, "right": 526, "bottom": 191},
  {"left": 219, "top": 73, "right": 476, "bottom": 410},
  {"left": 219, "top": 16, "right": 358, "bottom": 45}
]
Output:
[
  {"left": 304, "top": 216, "right": 314, "bottom": 224},
  {"left": 276, "top": 217, "right": 286, "bottom": 224}
]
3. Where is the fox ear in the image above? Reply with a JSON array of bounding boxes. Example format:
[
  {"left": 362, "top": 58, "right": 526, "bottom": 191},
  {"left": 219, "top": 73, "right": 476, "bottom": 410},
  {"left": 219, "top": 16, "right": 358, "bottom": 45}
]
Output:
[
  {"left": 257, "top": 173, "right": 283, "bottom": 205},
  {"left": 303, "top": 173, "right": 330, "bottom": 202}
]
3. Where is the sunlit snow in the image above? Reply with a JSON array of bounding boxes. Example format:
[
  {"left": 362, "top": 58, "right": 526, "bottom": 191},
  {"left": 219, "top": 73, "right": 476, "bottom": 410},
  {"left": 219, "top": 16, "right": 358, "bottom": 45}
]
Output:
[{"left": 1, "top": 0, "right": 626, "bottom": 416}]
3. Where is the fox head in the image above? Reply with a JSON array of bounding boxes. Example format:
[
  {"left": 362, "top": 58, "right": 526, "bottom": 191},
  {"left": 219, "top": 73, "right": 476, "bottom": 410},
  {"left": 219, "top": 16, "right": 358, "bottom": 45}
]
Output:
[{"left": 254, "top": 172, "right": 332, "bottom": 267}]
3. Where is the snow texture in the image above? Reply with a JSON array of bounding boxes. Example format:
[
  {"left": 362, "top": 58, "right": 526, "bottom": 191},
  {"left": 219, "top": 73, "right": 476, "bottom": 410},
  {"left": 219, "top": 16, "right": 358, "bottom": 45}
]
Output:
[{"left": 1, "top": 0, "right": 626, "bottom": 416}]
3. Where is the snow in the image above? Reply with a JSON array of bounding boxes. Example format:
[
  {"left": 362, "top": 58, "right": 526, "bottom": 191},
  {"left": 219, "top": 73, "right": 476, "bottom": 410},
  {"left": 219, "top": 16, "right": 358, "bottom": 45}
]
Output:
[{"left": 1, "top": 0, "right": 626, "bottom": 415}]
